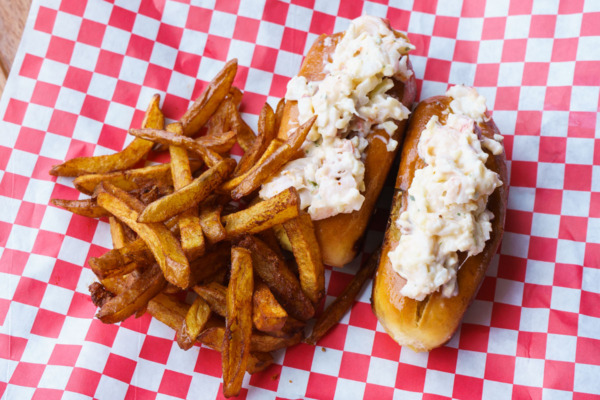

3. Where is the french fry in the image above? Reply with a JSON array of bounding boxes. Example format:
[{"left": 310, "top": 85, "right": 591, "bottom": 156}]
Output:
[
  {"left": 129, "top": 128, "right": 236, "bottom": 156},
  {"left": 189, "top": 242, "right": 231, "bottom": 285},
  {"left": 223, "top": 247, "right": 253, "bottom": 398},
  {"left": 230, "top": 116, "right": 315, "bottom": 199},
  {"left": 198, "top": 196, "right": 227, "bottom": 244},
  {"left": 147, "top": 293, "right": 190, "bottom": 331},
  {"left": 238, "top": 235, "right": 315, "bottom": 321},
  {"left": 222, "top": 187, "right": 301, "bottom": 238},
  {"left": 196, "top": 326, "right": 274, "bottom": 374},
  {"left": 234, "top": 103, "right": 276, "bottom": 176},
  {"left": 253, "top": 282, "right": 287, "bottom": 333},
  {"left": 273, "top": 98, "right": 285, "bottom": 135},
  {"left": 72, "top": 161, "right": 201, "bottom": 196},
  {"left": 50, "top": 94, "right": 164, "bottom": 176},
  {"left": 177, "top": 296, "right": 211, "bottom": 350},
  {"left": 167, "top": 122, "right": 206, "bottom": 260},
  {"left": 283, "top": 213, "right": 325, "bottom": 305},
  {"left": 246, "top": 352, "right": 274, "bottom": 374},
  {"left": 193, "top": 282, "right": 227, "bottom": 317},
  {"left": 194, "top": 281, "right": 289, "bottom": 335},
  {"left": 96, "top": 183, "right": 191, "bottom": 288},
  {"left": 224, "top": 138, "right": 284, "bottom": 190},
  {"left": 96, "top": 263, "right": 167, "bottom": 324},
  {"left": 305, "top": 250, "right": 380, "bottom": 345},
  {"left": 137, "top": 158, "right": 236, "bottom": 223},
  {"left": 180, "top": 59, "right": 237, "bottom": 136},
  {"left": 228, "top": 86, "right": 243, "bottom": 108},
  {"left": 89, "top": 238, "right": 153, "bottom": 279},
  {"left": 232, "top": 108, "right": 256, "bottom": 152},
  {"left": 51, "top": 198, "right": 110, "bottom": 218},
  {"left": 249, "top": 330, "right": 303, "bottom": 352},
  {"left": 109, "top": 216, "right": 133, "bottom": 249}
]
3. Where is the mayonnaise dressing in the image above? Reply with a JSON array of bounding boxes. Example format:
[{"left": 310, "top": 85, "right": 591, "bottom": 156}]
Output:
[
  {"left": 259, "top": 16, "right": 413, "bottom": 220},
  {"left": 388, "top": 86, "right": 503, "bottom": 301}
]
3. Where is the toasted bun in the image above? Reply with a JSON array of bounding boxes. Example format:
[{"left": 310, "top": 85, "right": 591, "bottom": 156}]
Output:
[
  {"left": 277, "top": 31, "right": 417, "bottom": 267},
  {"left": 372, "top": 96, "right": 508, "bottom": 352}
]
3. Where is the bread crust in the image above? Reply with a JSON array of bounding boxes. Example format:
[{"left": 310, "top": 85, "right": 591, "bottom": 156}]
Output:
[
  {"left": 372, "top": 96, "right": 508, "bottom": 352},
  {"left": 277, "top": 32, "right": 417, "bottom": 267}
]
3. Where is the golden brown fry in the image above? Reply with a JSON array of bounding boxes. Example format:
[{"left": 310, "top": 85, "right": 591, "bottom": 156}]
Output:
[
  {"left": 51, "top": 198, "right": 110, "bottom": 218},
  {"left": 147, "top": 293, "right": 190, "bottom": 331},
  {"left": 72, "top": 161, "right": 201, "bottom": 196},
  {"left": 196, "top": 326, "right": 274, "bottom": 374},
  {"left": 129, "top": 128, "right": 236, "bottom": 156},
  {"left": 231, "top": 116, "right": 316, "bottom": 200},
  {"left": 189, "top": 241, "right": 231, "bottom": 285},
  {"left": 198, "top": 196, "right": 227, "bottom": 244},
  {"left": 246, "top": 352, "right": 274, "bottom": 374},
  {"left": 306, "top": 250, "right": 380, "bottom": 345},
  {"left": 228, "top": 86, "right": 243, "bottom": 108},
  {"left": 225, "top": 138, "right": 284, "bottom": 190},
  {"left": 253, "top": 282, "right": 288, "bottom": 333},
  {"left": 96, "top": 183, "right": 191, "bottom": 288},
  {"left": 138, "top": 158, "right": 236, "bottom": 223},
  {"left": 177, "top": 296, "right": 212, "bottom": 350},
  {"left": 223, "top": 247, "right": 253, "bottom": 398},
  {"left": 283, "top": 213, "right": 325, "bottom": 306},
  {"left": 96, "top": 263, "right": 167, "bottom": 324},
  {"left": 193, "top": 281, "right": 227, "bottom": 317},
  {"left": 222, "top": 187, "right": 300, "bottom": 238},
  {"left": 234, "top": 103, "right": 276, "bottom": 176},
  {"left": 238, "top": 235, "right": 315, "bottom": 321},
  {"left": 89, "top": 237, "right": 152, "bottom": 279},
  {"left": 50, "top": 94, "right": 163, "bottom": 176},
  {"left": 257, "top": 228, "right": 286, "bottom": 260},
  {"left": 181, "top": 59, "right": 238, "bottom": 136},
  {"left": 233, "top": 113, "right": 256, "bottom": 153},
  {"left": 273, "top": 98, "right": 285, "bottom": 135},
  {"left": 249, "top": 331, "right": 303, "bottom": 352},
  {"left": 168, "top": 122, "right": 206, "bottom": 260},
  {"left": 109, "top": 216, "right": 130, "bottom": 249}
]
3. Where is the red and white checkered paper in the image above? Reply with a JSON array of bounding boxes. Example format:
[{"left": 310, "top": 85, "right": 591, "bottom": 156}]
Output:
[{"left": 1, "top": 0, "right": 599, "bottom": 398}]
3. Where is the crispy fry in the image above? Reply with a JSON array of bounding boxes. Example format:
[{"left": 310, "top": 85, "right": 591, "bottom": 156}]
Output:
[
  {"left": 193, "top": 282, "right": 227, "bottom": 317},
  {"left": 89, "top": 238, "right": 153, "bottom": 279},
  {"left": 283, "top": 213, "right": 325, "bottom": 305},
  {"left": 253, "top": 282, "right": 288, "bottom": 333},
  {"left": 181, "top": 59, "right": 237, "bottom": 136},
  {"left": 273, "top": 98, "right": 285, "bottom": 135},
  {"left": 50, "top": 94, "right": 163, "bottom": 176},
  {"left": 129, "top": 127, "right": 236, "bottom": 156},
  {"left": 222, "top": 187, "right": 300, "bottom": 238},
  {"left": 96, "top": 183, "right": 191, "bottom": 288},
  {"left": 257, "top": 228, "right": 286, "bottom": 261},
  {"left": 177, "top": 296, "right": 212, "bottom": 350},
  {"left": 238, "top": 235, "right": 314, "bottom": 321},
  {"left": 246, "top": 352, "right": 274, "bottom": 374},
  {"left": 228, "top": 86, "right": 243, "bottom": 108},
  {"left": 51, "top": 198, "right": 110, "bottom": 218},
  {"left": 109, "top": 216, "right": 131, "bottom": 249},
  {"left": 249, "top": 330, "right": 303, "bottom": 352},
  {"left": 229, "top": 112, "right": 315, "bottom": 198},
  {"left": 199, "top": 196, "right": 227, "bottom": 244},
  {"left": 223, "top": 247, "right": 253, "bottom": 398},
  {"left": 190, "top": 242, "right": 231, "bottom": 285},
  {"left": 196, "top": 326, "right": 274, "bottom": 374},
  {"left": 234, "top": 103, "right": 276, "bottom": 176},
  {"left": 225, "top": 138, "right": 284, "bottom": 189},
  {"left": 73, "top": 161, "right": 201, "bottom": 196},
  {"left": 96, "top": 263, "right": 167, "bottom": 324},
  {"left": 306, "top": 250, "right": 380, "bottom": 345},
  {"left": 168, "top": 122, "right": 206, "bottom": 260},
  {"left": 147, "top": 293, "right": 190, "bottom": 331},
  {"left": 138, "top": 158, "right": 236, "bottom": 223}
]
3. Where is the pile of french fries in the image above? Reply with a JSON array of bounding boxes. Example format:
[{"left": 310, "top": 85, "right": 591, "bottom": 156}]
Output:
[{"left": 50, "top": 59, "right": 377, "bottom": 398}]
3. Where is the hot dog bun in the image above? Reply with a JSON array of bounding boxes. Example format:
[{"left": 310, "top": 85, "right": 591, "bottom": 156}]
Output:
[
  {"left": 372, "top": 95, "right": 508, "bottom": 352},
  {"left": 277, "top": 30, "right": 417, "bottom": 267}
]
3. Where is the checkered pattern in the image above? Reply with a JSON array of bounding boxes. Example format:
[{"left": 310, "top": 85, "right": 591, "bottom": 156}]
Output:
[{"left": 1, "top": 0, "right": 599, "bottom": 398}]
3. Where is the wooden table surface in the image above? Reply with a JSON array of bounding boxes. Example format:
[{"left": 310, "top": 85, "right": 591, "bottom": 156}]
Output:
[{"left": 0, "top": 0, "right": 31, "bottom": 95}]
